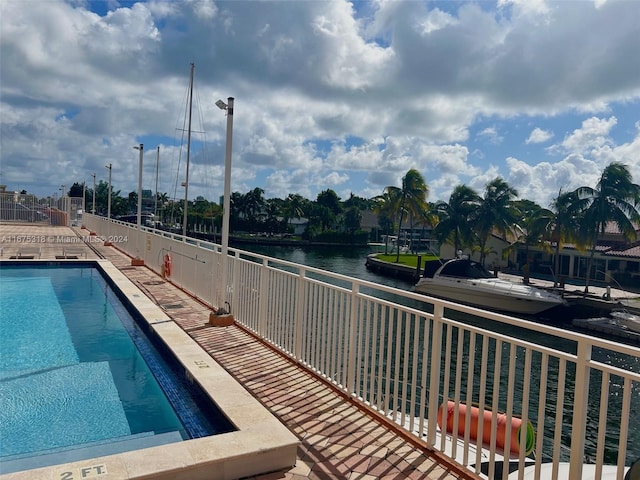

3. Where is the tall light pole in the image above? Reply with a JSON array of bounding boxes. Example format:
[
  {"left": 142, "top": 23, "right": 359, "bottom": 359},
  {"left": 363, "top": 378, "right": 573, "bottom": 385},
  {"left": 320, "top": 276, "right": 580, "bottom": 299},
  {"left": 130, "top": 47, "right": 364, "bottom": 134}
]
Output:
[
  {"left": 133, "top": 144, "right": 143, "bottom": 229},
  {"left": 92, "top": 173, "right": 96, "bottom": 214},
  {"left": 215, "top": 97, "right": 234, "bottom": 309},
  {"left": 155, "top": 146, "right": 160, "bottom": 227},
  {"left": 105, "top": 163, "right": 112, "bottom": 219},
  {"left": 60, "top": 185, "right": 66, "bottom": 226}
]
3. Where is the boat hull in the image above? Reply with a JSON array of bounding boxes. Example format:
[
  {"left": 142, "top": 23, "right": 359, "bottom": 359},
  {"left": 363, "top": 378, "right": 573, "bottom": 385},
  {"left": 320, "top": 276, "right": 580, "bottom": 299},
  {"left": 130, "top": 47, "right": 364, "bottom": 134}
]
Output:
[
  {"left": 413, "top": 278, "right": 564, "bottom": 315},
  {"left": 611, "top": 311, "right": 640, "bottom": 333}
]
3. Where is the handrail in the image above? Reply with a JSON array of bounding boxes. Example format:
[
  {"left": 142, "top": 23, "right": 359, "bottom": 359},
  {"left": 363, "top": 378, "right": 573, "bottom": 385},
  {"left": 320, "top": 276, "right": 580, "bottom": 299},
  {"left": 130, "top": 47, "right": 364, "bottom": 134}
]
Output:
[{"left": 83, "top": 214, "right": 640, "bottom": 480}]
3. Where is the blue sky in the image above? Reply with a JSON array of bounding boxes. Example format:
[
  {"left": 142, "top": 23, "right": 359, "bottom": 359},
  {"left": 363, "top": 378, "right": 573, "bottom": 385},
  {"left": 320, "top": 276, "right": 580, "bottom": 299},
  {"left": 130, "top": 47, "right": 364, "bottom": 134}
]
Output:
[{"left": 1, "top": 0, "right": 639, "bottom": 208}]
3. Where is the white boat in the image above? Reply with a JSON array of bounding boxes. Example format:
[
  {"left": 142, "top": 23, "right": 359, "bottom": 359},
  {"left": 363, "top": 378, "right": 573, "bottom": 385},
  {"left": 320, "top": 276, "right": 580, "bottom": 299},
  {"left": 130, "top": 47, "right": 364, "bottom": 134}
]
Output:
[
  {"left": 413, "top": 257, "right": 565, "bottom": 315},
  {"left": 611, "top": 310, "right": 640, "bottom": 333}
]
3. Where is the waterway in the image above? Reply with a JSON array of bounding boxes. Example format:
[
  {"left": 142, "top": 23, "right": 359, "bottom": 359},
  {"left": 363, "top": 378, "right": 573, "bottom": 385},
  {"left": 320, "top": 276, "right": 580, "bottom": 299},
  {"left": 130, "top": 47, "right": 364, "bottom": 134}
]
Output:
[
  {"left": 242, "top": 244, "right": 640, "bottom": 465},
  {"left": 244, "top": 244, "right": 413, "bottom": 289}
]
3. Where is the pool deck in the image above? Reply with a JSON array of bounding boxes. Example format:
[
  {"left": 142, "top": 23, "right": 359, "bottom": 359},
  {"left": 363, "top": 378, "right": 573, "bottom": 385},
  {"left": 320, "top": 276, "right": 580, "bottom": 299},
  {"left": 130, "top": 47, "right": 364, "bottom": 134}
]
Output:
[{"left": 1, "top": 224, "right": 473, "bottom": 480}]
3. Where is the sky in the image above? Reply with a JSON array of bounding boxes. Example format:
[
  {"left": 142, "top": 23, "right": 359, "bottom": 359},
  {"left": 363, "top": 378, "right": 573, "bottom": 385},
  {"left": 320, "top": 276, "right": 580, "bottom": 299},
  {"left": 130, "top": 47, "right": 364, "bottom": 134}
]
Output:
[{"left": 1, "top": 0, "right": 639, "bottom": 209}]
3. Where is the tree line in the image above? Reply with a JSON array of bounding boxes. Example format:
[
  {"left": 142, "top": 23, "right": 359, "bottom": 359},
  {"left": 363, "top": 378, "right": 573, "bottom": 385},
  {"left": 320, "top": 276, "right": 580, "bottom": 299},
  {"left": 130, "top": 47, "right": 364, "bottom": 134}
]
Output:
[
  {"left": 65, "top": 161, "right": 639, "bottom": 290},
  {"left": 66, "top": 182, "right": 374, "bottom": 243},
  {"left": 375, "top": 162, "right": 639, "bottom": 292}
]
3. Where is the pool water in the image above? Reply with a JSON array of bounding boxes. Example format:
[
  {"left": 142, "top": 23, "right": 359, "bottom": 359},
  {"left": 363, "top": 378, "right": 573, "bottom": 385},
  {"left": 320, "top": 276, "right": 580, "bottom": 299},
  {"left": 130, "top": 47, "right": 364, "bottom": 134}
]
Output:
[{"left": 0, "top": 264, "right": 234, "bottom": 472}]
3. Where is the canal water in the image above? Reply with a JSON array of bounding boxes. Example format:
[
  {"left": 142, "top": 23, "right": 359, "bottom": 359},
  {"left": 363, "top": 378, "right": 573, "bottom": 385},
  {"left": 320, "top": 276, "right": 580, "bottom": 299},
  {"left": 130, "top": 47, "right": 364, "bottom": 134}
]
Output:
[
  {"left": 243, "top": 244, "right": 412, "bottom": 288},
  {"left": 242, "top": 244, "right": 640, "bottom": 465}
]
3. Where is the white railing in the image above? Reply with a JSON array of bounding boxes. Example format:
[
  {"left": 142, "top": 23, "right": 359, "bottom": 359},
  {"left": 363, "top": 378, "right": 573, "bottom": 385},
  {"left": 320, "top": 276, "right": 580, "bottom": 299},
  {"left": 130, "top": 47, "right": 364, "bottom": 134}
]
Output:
[{"left": 84, "top": 215, "right": 640, "bottom": 480}]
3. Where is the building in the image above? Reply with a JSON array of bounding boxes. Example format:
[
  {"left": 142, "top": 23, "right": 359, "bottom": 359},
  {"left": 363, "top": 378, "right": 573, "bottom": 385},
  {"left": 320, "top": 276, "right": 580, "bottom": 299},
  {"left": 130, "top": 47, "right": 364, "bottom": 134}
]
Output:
[{"left": 440, "top": 223, "right": 640, "bottom": 289}]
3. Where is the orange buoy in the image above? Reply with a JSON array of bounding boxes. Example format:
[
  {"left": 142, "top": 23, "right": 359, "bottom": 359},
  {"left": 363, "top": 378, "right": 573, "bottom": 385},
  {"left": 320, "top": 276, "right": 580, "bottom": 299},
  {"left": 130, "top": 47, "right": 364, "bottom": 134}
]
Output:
[
  {"left": 163, "top": 253, "right": 172, "bottom": 278},
  {"left": 437, "top": 401, "right": 535, "bottom": 457}
]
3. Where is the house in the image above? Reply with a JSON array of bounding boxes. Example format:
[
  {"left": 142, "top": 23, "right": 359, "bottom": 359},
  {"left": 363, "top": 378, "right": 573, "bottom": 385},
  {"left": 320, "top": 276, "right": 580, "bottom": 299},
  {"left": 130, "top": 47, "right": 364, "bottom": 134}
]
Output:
[
  {"left": 288, "top": 217, "right": 308, "bottom": 236},
  {"left": 439, "top": 222, "right": 640, "bottom": 289}
]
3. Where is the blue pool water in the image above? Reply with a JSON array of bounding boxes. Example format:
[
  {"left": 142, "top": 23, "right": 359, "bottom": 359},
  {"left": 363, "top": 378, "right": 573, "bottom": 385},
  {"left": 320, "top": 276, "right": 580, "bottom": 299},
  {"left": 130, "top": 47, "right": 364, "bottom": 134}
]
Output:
[{"left": 0, "top": 264, "right": 234, "bottom": 472}]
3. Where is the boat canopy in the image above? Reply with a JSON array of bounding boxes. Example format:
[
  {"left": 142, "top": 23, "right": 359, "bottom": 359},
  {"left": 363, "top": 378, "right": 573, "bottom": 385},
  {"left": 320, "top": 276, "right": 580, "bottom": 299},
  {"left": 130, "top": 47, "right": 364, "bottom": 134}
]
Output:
[{"left": 438, "top": 259, "right": 493, "bottom": 279}]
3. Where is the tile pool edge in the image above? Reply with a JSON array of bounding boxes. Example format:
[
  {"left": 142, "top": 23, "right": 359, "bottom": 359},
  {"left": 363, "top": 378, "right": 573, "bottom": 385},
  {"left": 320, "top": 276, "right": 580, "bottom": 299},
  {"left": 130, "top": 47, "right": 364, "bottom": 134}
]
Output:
[{"left": 1, "top": 260, "right": 299, "bottom": 480}]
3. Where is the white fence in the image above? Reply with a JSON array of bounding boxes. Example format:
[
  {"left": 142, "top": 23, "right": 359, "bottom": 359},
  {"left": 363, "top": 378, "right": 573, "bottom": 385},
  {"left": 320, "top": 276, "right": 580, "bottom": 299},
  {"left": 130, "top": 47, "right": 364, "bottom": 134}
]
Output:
[
  {"left": 0, "top": 193, "right": 84, "bottom": 226},
  {"left": 84, "top": 214, "right": 640, "bottom": 480}
]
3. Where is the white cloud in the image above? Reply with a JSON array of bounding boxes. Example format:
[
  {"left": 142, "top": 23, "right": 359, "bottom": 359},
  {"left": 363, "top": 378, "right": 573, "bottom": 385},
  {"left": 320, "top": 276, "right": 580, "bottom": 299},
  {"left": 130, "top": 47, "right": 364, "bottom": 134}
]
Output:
[
  {"left": 526, "top": 127, "right": 554, "bottom": 144},
  {"left": 477, "top": 127, "right": 504, "bottom": 145},
  {"left": 1, "top": 0, "right": 639, "bottom": 208},
  {"left": 558, "top": 116, "right": 617, "bottom": 154},
  {"left": 419, "top": 8, "right": 458, "bottom": 34},
  {"left": 187, "top": 0, "right": 217, "bottom": 20},
  {"left": 497, "top": 0, "right": 551, "bottom": 19}
]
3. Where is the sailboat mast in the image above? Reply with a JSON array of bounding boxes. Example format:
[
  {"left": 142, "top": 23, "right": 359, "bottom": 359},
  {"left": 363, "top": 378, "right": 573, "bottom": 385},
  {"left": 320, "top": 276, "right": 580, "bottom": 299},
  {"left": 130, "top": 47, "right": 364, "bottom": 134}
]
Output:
[{"left": 183, "top": 62, "right": 194, "bottom": 237}]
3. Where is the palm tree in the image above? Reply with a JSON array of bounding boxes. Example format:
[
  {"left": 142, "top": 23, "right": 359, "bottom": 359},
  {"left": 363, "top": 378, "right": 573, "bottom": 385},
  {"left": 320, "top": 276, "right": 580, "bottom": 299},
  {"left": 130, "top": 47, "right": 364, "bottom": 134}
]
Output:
[
  {"left": 503, "top": 200, "right": 554, "bottom": 273},
  {"left": 572, "top": 162, "right": 640, "bottom": 292},
  {"left": 264, "top": 201, "right": 281, "bottom": 233},
  {"left": 415, "top": 202, "right": 439, "bottom": 253},
  {"left": 548, "top": 189, "right": 581, "bottom": 286},
  {"left": 229, "top": 191, "right": 244, "bottom": 227},
  {"left": 314, "top": 189, "right": 343, "bottom": 232},
  {"left": 385, "top": 169, "right": 429, "bottom": 261},
  {"left": 243, "top": 187, "right": 266, "bottom": 225},
  {"left": 472, "top": 178, "right": 519, "bottom": 266},
  {"left": 282, "top": 194, "right": 306, "bottom": 224},
  {"left": 372, "top": 191, "right": 400, "bottom": 254},
  {"left": 433, "top": 185, "right": 481, "bottom": 255}
]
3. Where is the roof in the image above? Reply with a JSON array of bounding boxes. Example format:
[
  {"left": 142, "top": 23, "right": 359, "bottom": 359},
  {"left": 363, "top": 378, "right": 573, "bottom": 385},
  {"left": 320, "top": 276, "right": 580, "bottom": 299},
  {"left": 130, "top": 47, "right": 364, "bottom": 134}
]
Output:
[
  {"left": 605, "top": 242, "right": 640, "bottom": 259},
  {"left": 603, "top": 221, "right": 640, "bottom": 235}
]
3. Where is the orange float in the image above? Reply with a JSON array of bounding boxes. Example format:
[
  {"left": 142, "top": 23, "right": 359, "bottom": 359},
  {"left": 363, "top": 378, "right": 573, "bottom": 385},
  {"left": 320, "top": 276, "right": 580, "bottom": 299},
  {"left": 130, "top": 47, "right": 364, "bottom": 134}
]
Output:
[
  {"left": 163, "top": 253, "right": 172, "bottom": 278},
  {"left": 437, "top": 401, "right": 535, "bottom": 457}
]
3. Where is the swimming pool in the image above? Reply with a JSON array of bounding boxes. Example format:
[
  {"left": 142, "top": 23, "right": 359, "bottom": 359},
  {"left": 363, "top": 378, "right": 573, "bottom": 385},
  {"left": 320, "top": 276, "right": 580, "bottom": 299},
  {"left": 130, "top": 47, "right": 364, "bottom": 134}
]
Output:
[{"left": 0, "top": 264, "right": 234, "bottom": 473}]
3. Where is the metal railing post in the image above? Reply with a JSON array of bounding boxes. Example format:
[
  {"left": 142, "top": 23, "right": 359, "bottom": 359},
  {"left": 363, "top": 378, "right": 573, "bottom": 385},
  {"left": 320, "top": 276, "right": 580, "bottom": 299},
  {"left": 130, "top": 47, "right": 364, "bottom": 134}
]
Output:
[
  {"left": 294, "top": 268, "right": 306, "bottom": 361},
  {"left": 230, "top": 251, "right": 239, "bottom": 319},
  {"left": 568, "top": 339, "right": 592, "bottom": 479},
  {"left": 346, "top": 283, "right": 360, "bottom": 396},
  {"left": 258, "top": 258, "right": 269, "bottom": 338},
  {"left": 427, "top": 302, "right": 445, "bottom": 446}
]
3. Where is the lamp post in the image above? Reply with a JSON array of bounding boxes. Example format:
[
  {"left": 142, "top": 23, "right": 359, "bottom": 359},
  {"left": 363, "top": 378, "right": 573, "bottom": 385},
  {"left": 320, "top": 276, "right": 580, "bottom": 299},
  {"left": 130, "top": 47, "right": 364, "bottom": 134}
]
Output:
[
  {"left": 105, "top": 163, "right": 112, "bottom": 219},
  {"left": 154, "top": 146, "right": 159, "bottom": 228},
  {"left": 60, "top": 184, "right": 65, "bottom": 215},
  {"left": 92, "top": 173, "right": 96, "bottom": 214},
  {"left": 215, "top": 97, "right": 234, "bottom": 310},
  {"left": 133, "top": 144, "right": 143, "bottom": 229},
  {"left": 60, "top": 185, "right": 66, "bottom": 226}
]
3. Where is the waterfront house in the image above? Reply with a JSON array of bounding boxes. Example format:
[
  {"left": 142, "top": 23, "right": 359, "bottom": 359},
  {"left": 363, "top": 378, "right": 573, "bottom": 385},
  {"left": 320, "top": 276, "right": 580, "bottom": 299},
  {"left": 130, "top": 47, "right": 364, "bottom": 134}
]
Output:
[{"left": 439, "top": 222, "right": 640, "bottom": 289}]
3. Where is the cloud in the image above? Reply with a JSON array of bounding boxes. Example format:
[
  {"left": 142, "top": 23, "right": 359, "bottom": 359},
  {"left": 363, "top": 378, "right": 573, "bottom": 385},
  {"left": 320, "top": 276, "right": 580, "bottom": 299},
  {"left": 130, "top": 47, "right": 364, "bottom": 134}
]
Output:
[
  {"left": 1, "top": 0, "right": 639, "bottom": 208},
  {"left": 526, "top": 127, "right": 554, "bottom": 144},
  {"left": 477, "top": 127, "right": 504, "bottom": 145},
  {"left": 505, "top": 124, "right": 640, "bottom": 207},
  {"left": 557, "top": 116, "right": 617, "bottom": 154}
]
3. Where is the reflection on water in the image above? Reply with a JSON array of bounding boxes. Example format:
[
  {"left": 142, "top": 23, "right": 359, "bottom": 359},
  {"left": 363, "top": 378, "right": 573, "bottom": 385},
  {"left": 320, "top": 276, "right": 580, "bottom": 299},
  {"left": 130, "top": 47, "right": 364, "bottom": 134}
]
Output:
[{"left": 243, "top": 244, "right": 640, "bottom": 464}]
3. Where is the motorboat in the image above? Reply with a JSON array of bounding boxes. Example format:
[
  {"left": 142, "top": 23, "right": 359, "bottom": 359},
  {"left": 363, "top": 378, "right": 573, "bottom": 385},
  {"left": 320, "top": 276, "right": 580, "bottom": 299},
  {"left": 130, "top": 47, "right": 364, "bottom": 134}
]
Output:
[
  {"left": 413, "top": 257, "right": 566, "bottom": 315},
  {"left": 611, "top": 310, "right": 640, "bottom": 333}
]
